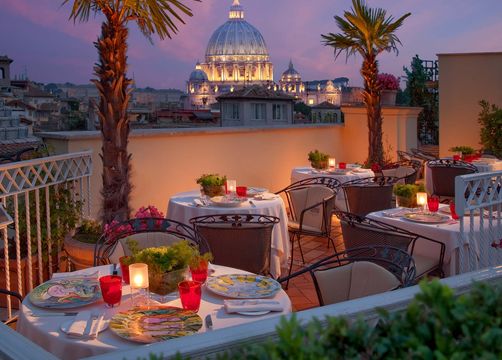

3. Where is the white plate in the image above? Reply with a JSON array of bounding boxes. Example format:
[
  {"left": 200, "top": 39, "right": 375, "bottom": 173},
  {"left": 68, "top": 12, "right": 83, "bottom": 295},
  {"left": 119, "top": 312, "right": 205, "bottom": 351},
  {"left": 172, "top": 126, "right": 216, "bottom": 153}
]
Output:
[
  {"left": 209, "top": 196, "right": 245, "bottom": 208},
  {"left": 60, "top": 318, "right": 109, "bottom": 334},
  {"left": 237, "top": 310, "right": 270, "bottom": 316},
  {"left": 247, "top": 187, "right": 268, "bottom": 196}
]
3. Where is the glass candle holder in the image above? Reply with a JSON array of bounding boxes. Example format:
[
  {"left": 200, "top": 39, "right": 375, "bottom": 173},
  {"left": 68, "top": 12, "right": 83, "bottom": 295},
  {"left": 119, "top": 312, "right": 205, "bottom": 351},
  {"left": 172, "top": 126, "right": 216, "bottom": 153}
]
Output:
[
  {"left": 178, "top": 280, "right": 202, "bottom": 311},
  {"left": 339, "top": 162, "right": 347, "bottom": 170},
  {"left": 99, "top": 275, "right": 122, "bottom": 308},
  {"left": 226, "top": 179, "right": 237, "bottom": 194},
  {"left": 427, "top": 195, "right": 439, "bottom": 212},
  {"left": 328, "top": 158, "right": 336, "bottom": 169},
  {"left": 129, "top": 263, "right": 149, "bottom": 307},
  {"left": 416, "top": 192, "right": 427, "bottom": 211}
]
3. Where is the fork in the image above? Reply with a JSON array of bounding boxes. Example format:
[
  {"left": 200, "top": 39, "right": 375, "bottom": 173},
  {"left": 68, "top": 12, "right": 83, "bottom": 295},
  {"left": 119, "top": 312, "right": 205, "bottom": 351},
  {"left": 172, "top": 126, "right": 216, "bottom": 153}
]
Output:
[{"left": 248, "top": 200, "right": 256, "bottom": 208}]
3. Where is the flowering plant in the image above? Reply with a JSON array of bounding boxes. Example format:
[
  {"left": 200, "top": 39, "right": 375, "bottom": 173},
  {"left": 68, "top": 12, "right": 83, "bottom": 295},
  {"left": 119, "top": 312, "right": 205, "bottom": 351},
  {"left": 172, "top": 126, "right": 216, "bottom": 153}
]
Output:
[{"left": 377, "top": 73, "right": 400, "bottom": 90}]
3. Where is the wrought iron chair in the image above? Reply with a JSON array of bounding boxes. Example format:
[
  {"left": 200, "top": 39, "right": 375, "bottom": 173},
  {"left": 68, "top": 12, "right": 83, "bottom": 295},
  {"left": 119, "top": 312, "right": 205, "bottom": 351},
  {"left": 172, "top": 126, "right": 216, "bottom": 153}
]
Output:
[
  {"left": 275, "top": 177, "right": 340, "bottom": 287},
  {"left": 397, "top": 150, "right": 414, "bottom": 162},
  {"left": 277, "top": 246, "right": 416, "bottom": 306},
  {"left": 427, "top": 159, "right": 478, "bottom": 200},
  {"left": 411, "top": 148, "right": 438, "bottom": 161},
  {"left": 341, "top": 176, "right": 397, "bottom": 217},
  {"left": 1, "top": 288, "right": 23, "bottom": 326},
  {"left": 336, "top": 211, "right": 445, "bottom": 279},
  {"left": 94, "top": 217, "right": 210, "bottom": 266},
  {"left": 382, "top": 162, "right": 418, "bottom": 184},
  {"left": 189, "top": 214, "right": 280, "bottom": 276}
]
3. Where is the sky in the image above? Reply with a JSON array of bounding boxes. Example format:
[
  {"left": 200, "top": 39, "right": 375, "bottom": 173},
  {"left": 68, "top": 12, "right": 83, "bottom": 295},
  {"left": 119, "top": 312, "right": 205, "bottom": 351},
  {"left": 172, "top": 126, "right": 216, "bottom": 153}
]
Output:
[{"left": 1, "top": 0, "right": 501, "bottom": 90}]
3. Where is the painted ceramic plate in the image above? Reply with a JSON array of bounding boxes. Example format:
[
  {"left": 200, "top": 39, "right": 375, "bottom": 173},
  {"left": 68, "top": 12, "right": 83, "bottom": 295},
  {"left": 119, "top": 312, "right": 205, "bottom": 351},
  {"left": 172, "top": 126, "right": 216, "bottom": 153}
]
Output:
[
  {"left": 403, "top": 212, "right": 450, "bottom": 224},
  {"left": 109, "top": 306, "right": 202, "bottom": 344},
  {"left": 209, "top": 196, "right": 245, "bottom": 208},
  {"left": 206, "top": 274, "right": 281, "bottom": 299},
  {"left": 237, "top": 310, "right": 270, "bottom": 316},
  {"left": 247, "top": 187, "right": 268, "bottom": 196},
  {"left": 29, "top": 277, "right": 101, "bottom": 309}
]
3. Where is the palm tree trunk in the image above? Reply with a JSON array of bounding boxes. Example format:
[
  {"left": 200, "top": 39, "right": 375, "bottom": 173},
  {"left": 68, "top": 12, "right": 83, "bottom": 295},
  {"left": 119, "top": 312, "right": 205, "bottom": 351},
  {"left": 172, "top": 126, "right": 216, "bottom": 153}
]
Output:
[
  {"left": 361, "top": 56, "right": 384, "bottom": 166},
  {"left": 93, "top": 15, "right": 133, "bottom": 224}
]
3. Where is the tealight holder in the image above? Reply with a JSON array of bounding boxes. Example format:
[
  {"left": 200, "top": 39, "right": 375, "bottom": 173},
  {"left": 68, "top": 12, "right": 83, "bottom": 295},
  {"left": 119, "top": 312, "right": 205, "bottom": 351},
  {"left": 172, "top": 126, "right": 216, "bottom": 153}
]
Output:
[
  {"left": 416, "top": 192, "right": 427, "bottom": 212},
  {"left": 328, "top": 158, "right": 336, "bottom": 169},
  {"left": 129, "top": 263, "right": 149, "bottom": 307},
  {"left": 226, "top": 179, "right": 237, "bottom": 195}
]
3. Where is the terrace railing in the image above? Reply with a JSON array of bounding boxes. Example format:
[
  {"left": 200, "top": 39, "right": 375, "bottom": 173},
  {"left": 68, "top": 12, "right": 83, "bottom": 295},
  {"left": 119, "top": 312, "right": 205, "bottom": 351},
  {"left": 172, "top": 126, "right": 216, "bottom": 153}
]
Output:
[
  {"left": 455, "top": 170, "right": 502, "bottom": 273},
  {"left": 0, "top": 151, "right": 92, "bottom": 319}
]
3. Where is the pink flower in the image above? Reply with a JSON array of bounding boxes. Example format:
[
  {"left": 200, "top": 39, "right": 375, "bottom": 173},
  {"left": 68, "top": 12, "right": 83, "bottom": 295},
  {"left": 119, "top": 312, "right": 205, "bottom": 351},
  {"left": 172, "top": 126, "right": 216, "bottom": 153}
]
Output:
[{"left": 377, "top": 73, "right": 400, "bottom": 91}]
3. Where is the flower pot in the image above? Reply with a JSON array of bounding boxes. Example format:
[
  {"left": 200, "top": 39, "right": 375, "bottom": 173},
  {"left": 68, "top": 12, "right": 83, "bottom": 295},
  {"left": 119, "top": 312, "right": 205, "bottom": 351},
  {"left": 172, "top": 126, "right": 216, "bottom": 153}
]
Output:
[
  {"left": 396, "top": 195, "right": 416, "bottom": 208},
  {"left": 200, "top": 185, "right": 225, "bottom": 198},
  {"left": 149, "top": 267, "right": 188, "bottom": 296},
  {"left": 63, "top": 232, "right": 96, "bottom": 270},
  {"left": 381, "top": 90, "right": 397, "bottom": 106},
  {"left": 311, "top": 160, "right": 328, "bottom": 170}
]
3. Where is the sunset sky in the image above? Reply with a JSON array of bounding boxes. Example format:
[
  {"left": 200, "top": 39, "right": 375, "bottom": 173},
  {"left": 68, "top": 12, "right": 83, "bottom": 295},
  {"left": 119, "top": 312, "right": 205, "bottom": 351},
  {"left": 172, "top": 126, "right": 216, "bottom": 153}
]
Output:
[{"left": 1, "top": 0, "right": 501, "bottom": 89}]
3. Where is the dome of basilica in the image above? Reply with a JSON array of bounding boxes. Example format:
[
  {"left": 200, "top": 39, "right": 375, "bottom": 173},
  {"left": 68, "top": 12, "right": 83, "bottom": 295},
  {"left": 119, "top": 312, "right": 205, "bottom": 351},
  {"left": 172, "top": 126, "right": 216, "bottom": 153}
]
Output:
[
  {"left": 189, "top": 68, "right": 208, "bottom": 82},
  {"left": 281, "top": 60, "right": 301, "bottom": 81},
  {"left": 205, "top": 0, "right": 269, "bottom": 62}
]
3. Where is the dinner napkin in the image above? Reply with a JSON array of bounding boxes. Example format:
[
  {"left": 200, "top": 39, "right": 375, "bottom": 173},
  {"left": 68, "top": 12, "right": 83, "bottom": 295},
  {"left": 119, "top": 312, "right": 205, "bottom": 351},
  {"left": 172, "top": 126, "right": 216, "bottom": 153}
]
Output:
[
  {"left": 224, "top": 299, "right": 283, "bottom": 313},
  {"left": 254, "top": 193, "right": 279, "bottom": 200},
  {"left": 67, "top": 311, "right": 92, "bottom": 338}
]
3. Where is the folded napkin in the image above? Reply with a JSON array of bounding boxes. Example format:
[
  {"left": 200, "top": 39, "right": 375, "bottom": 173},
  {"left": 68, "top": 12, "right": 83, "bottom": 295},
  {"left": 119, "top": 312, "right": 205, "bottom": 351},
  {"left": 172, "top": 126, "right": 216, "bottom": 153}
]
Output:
[
  {"left": 67, "top": 311, "right": 92, "bottom": 338},
  {"left": 193, "top": 198, "right": 205, "bottom": 207},
  {"left": 224, "top": 299, "right": 283, "bottom": 313},
  {"left": 254, "top": 192, "right": 279, "bottom": 200}
]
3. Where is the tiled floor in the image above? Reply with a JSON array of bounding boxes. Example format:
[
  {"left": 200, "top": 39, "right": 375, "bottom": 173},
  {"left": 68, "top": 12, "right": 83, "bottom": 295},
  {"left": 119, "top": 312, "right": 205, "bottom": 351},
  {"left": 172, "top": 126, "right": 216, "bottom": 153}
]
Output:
[{"left": 281, "top": 216, "right": 345, "bottom": 311}]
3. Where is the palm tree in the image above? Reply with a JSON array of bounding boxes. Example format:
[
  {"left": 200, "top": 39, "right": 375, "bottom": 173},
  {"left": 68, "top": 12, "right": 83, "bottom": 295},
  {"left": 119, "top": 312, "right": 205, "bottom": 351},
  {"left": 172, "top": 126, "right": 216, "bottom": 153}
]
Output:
[
  {"left": 322, "top": 0, "right": 410, "bottom": 166},
  {"left": 63, "top": 0, "right": 197, "bottom": 224}
]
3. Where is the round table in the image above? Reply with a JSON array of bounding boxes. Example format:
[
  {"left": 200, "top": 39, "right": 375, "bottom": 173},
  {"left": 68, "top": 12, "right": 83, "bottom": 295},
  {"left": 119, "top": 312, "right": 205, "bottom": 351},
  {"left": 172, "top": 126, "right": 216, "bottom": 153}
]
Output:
[
  {"left": 291, "top": 167, "right": 375, "bottom": 210},
  {"left": 167, "top": 190, "right": 290, "bottom": 278},
  {"left": 17, "top": 265, "right": 292, "bottom": 360}
]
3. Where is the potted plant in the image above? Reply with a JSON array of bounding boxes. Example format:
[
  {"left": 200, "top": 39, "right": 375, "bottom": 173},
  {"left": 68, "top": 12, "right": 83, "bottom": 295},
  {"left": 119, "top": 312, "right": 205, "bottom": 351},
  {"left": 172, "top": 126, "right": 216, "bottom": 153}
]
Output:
[
  {"left": 63, "top": 219, "right": 102, "bottom": 270},
  {"left": 308, "top": 150, "right": 330, "bottom": 170},
  {"left": 393, "top": 183, "right": 425, "bottom": 208},
  {"left": 449, "top": 146, "right": 478, "bottom": 161},
  {"left": 378, "top": 73, "right": 400, "bottom": 106},
  {"left": 196, "top": 174, "right": 227, "bottom": 198}
]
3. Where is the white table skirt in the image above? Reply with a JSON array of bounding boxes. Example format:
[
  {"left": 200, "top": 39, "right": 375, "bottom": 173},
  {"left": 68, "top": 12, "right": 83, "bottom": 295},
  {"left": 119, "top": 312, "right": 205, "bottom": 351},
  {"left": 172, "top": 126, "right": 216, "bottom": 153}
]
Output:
[
  {"left": 291, "top": 167, "right": 375, "bottom": 210},
  {"left": 367, "top": 207, "right": 501, "bottom": 276},
  {"left": 167, "top": 190, "right": 290, "bottom": 278},
  {"left": 17, "top": 265, "right": 292, "bottom": 360},
  {"left": 425, "top": 159, "right": 502, "bottom": 194}
]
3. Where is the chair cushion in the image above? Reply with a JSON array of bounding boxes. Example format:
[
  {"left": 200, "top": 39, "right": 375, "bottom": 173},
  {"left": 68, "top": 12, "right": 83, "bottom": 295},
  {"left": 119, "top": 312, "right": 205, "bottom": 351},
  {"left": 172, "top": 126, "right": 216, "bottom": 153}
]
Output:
[
  {"left": 413, "top": 254, "right": 439, "bottom": 278},
  {"left": 349, "top": 261, "right": 400, "bottom": 300},
  {"left": 289, "top": 186, "right": 334, "bottom": 232},
  {"left": 313, "top": 263, "right": 352, "bottom": 305},
  {"left": 288, "top": 220, "right": 322, "bottom": 234}
]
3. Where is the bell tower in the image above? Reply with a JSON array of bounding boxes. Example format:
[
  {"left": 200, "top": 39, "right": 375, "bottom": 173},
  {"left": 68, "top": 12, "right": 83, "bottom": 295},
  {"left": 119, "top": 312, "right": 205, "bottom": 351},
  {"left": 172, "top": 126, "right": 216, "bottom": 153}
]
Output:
[{"left": 0, "top": 56, "right": 13, "bottom": 93}]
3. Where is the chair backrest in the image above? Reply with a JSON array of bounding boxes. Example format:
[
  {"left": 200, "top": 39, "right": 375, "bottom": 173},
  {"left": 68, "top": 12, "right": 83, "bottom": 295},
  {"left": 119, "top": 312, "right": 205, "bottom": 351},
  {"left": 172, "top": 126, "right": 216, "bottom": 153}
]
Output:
[
  {"left": 428, "top": 159, "right": 478, "bottom": 197},
  {"left": 94, "top": 217, "right": 208, "bottom": 266},
  {"left": 276, "top": 177, "right": 339, "bottom": 234},
  {"left": 190, "top": 214, "right": 280, "bottom": 275},
  {"left": 382, "top": 164, "right": 417, "bottom": 184},
  {"left": 342, "top": 177, "right": 396, "bottom": 217},
  {"left": 411, "top": 148, "right": 438, "bottom": 161}
]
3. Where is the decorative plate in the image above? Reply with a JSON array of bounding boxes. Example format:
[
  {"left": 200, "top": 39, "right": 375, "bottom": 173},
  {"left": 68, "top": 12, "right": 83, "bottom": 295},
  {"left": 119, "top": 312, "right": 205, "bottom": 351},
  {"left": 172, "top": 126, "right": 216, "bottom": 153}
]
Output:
[
  {"left": 403, "top": 212, "right": 450, "bottom": 224},
  {"left": 206, "top": 274, "right": 281, "bottom": 299},
  {"left": 328, "top": 169, "right": 350, "bottom": 175},
  {"left": 109, "top": 306, "right": 202, "bottom": 344},
  {"left": 247, "top": 187, "right": 268, "bottom": 196},
  {"left": 209, "top": 196, "right": 246, "bottom": 208},
  {"left": 29, "top": 277, "right": 101, "bottom": 309}
]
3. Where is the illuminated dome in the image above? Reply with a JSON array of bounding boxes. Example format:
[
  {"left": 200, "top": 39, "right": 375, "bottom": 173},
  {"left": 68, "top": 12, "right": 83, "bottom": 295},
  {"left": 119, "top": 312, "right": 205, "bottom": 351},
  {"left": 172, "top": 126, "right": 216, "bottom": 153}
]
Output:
[
  {"left": 189, "top": 62, "right": 208, "bottom": 82},
  {"left": 205, "top": 0, "right": 270, "bottom": 62},
  {"left": 281, "top": 60, "right": 301, "bottom": 82}
]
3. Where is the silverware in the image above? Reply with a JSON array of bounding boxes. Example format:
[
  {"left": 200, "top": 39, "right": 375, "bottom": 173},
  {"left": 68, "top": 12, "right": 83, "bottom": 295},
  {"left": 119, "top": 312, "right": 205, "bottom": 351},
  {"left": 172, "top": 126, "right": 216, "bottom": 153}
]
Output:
[
  {"left": 89, "top": 313, "right": 105, "bottom": 339},
  {"left": 30, "top": 311, "right": 78, "bottom": 317},
  {"left": 248, "top": 200, "right": 256, "bottom": 208},
  {"left": 205, "top": 314, "right": 213, "bottom": 330}
]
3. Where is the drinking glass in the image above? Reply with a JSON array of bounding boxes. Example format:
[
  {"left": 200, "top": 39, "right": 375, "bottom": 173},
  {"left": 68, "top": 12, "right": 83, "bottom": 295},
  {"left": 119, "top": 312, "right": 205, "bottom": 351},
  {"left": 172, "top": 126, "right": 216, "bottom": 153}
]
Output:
[
  {"left": 119, "top": 256, "right": 130, "bottom": 284},
  {"left": 99, "top": 275, "right": 122, "bottom": 307},
  {"left": 190, "top": 260, "right": 209, "bottom": 283},
  {"left": 339, "top": 162, "right": 347, "bottom": 170},
  {"left": 450, "top": 201, "right": 459, "bottom": 220},
  {"left": 427, "top": 195, "right": 439, "bottom": 213},
  {"left": 236, "top": 186, "right": 247, "bottom": 197},
  {"left": 178, "top": 280, "right": 202, "bottom": 311}
]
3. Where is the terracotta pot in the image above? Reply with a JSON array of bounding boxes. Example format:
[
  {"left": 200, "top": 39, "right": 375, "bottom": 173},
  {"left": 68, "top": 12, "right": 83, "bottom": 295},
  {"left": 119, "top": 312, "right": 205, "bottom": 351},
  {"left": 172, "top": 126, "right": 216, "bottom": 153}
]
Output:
[
  {"left": 200, "top": 185, "right": 225, "bottom": 198},
  {"left": 63, "top": 232, "right": 96, "bottom": 270},
  {"left": 381, "top": 90, "right": 397, "bottom": 106}
]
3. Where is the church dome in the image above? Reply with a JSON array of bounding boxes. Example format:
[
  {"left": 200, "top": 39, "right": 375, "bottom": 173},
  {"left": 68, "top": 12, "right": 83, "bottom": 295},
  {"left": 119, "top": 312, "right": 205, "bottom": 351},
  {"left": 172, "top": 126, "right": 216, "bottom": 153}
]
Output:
[
  {"left": 281, "top": 60, "right": 301, "bottom": 81},
  {"left": 189, "top": 62, "right": 208, "bottom": 82},
  {"left": 205, "top": 0, "right": 269, "bottom": 62}
]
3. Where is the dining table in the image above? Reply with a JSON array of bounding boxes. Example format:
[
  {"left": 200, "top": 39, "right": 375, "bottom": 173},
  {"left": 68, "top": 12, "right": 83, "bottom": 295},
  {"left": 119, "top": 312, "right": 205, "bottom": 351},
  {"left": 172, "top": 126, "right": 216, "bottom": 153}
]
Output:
[
  {"left": 16, "top": 264, "right": 292, "bottom": 360},
  {"left": 167, "top": 190, "right": 290, "bottom": 278},
  {"left": 367, "top": 205, "right": 501, "bottom": 276},
  {"left": 290, "top": 166, "right": 375, "bottom": 210}
]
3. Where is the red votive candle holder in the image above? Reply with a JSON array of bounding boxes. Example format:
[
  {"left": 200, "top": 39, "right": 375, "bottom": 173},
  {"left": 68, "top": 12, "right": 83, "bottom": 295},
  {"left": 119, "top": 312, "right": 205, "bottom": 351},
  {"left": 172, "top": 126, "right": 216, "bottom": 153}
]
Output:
[
  {"left": 190, "top": 260, "right": 209, "bottom": 283},
  {"left": 449, "top": 201, "right": 459, "bottom": 220},
  {"left": 427, "top": 195, "right": 440, "bottom": 213},
  {"left": 178, "top": 280, "right": 202, "bottom": 311},
  {"left": 119, "top": 256, "right": 130, "bottom": 284},
  {"left": 99, "top": 275, "right": 122, "bottom": 307},
  {"left": 236, "top": 186, "right": 247, "bottom": 197},
  {"left": 453, "top": 154, "right": 461, "bottom": 161},
  {"left": 339, "top": 162, "right": 347, "bottom": 169}
]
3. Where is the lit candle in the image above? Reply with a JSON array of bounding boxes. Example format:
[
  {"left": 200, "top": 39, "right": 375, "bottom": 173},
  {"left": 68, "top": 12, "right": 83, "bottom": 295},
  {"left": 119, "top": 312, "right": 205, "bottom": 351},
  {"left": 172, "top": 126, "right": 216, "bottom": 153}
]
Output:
[
  {"left": 416, "top": 192, "right": 427, "bottom": 210},
  {"left": 129, "top": 263, "right": 149, "bottom": 289},
  {"left": 328, "top": 158, "right": 336, "bottom": 169},
  {"left": 226, "top": 179, "right": 237, "bottom": 194}
]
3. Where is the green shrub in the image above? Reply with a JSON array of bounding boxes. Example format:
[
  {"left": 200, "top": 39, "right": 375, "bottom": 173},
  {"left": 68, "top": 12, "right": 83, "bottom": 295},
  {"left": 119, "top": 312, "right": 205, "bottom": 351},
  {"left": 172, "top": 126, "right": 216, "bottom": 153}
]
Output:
[
  {"left": 196, "top": 174, "right": 227, "bottom": 187},
  {"left": 393, "top": 183, "right": 425, "bottom": 198},
  {"left": 449, "top": 145, "right": 476, "bottom": 155},
  {"left": 215, "top": 280, "right": 502, "bottom": 359},
  {"left": 478, "top": 100, "right": 502, "bottom": 158}
]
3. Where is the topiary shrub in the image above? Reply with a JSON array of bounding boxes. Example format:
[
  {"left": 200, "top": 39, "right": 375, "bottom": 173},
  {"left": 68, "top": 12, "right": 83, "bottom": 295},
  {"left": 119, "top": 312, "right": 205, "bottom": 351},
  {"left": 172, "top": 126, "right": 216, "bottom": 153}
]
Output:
[{"left": 478, "top": 100, "right": 502, "bottom": 158}]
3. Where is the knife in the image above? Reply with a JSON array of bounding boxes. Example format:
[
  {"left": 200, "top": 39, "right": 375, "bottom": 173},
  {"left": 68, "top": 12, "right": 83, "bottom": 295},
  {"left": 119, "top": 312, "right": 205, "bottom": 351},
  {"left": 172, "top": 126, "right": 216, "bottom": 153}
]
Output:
[
  {"left": 205, "top": 314, "right": 213, "bottom": 330},
  {"left": 30, "top": 311, "right": 78, "bottom": 317}
]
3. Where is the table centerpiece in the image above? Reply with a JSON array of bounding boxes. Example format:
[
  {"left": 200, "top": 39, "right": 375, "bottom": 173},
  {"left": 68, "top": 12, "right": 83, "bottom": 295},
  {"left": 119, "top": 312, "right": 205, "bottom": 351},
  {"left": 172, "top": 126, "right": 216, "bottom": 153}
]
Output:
[{"left": 196, "top": 173, "right": 227, "bottom": 198}]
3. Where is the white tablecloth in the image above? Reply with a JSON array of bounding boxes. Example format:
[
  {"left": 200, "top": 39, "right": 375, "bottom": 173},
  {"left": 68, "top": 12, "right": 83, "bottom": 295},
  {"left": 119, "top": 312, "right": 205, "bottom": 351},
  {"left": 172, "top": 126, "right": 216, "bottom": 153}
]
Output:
[
  {"left": 167, "top": 190, "right": 290, "bottom": 278},
  {"left": 291, "top": 167, "right": 375, "bottom": 210},
  {"left": 17, "top": 265, "right": 291, "bottom": 360},
  {"left": 425, "top": 158, "right": 502, "bottom": 194},
  {"left": 367, "top": 207, "right": 501, "bottom": 276}
]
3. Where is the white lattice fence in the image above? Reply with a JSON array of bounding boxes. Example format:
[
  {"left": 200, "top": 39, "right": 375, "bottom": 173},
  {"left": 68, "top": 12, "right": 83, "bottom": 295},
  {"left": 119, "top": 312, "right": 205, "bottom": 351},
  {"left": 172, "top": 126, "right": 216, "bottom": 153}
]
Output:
[
  {"left": 455, "top": 170, "right": 502, "bottom": 273},
  {"left": 0, "top": 151, "right": 92, "bottom": 320}
]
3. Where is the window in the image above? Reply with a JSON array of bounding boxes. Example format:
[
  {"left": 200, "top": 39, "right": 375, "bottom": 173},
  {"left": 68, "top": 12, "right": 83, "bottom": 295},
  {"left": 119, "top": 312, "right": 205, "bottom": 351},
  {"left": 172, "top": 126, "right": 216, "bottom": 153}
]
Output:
[
  {"left": 223, "top": 103, "right": 240, "bottom": 120},
  {"left": 272, "top": 104, "right": 287, "bottom": 120},
  {"left": 251, "top": 103, "right": 266, "bottom": 120}
]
